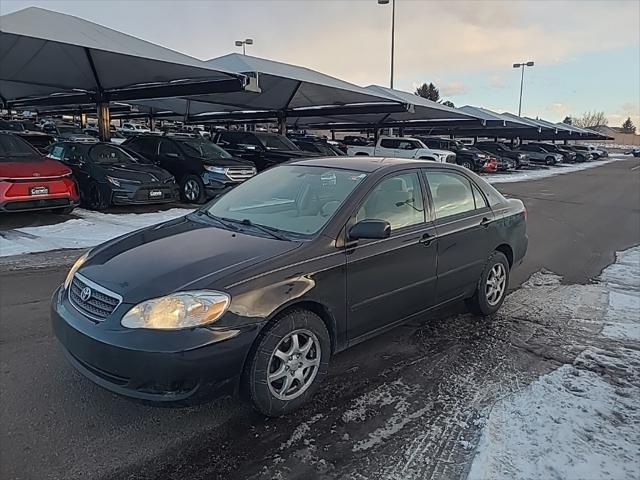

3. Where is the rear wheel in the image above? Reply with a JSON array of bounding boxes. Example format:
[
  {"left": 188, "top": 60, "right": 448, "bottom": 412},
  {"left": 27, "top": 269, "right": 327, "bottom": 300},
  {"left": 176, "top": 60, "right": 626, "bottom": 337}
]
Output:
[
  {"left": 180, "top": 174, "right": 205, "bottom": 204},
  {"left": 244, "top": 309, "right": 330, "bottom": 416},
  {"left": 461, "top": 160, "right": 473, "bottom": 170},
  {"left": 545, "top": 156, "right": 555, "bottom": 166},
  {"left": 466, "top": 251, "right": 510, "bottom": 316}
]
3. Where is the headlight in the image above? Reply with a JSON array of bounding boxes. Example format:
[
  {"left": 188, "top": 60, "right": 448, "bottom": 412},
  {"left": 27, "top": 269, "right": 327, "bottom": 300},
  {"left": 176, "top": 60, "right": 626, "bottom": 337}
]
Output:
[
  {"left": 106, "top": 176, "right": 121, "bottom": 187},
  {"left": 203, "top": 165, "right": 228, "bottom": 175},
  {"left": 518, "top": 153, "right": 525, "bottom": 159},
  {"left": 64, "top": 251, "right": 89, "bottom": 289},
  {"left": 121, "top": 291, "right": 230, "bottom": 330}
]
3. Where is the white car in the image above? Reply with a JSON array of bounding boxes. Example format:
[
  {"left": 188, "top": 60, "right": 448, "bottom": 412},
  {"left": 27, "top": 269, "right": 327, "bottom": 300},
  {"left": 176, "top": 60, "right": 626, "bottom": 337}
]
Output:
[
  {"left": 347, "top": 136, "right": 455, "bottom": 163},
  {"left": 584, "top": 144, "right": 609, "bottom": 159},
  {"left": 120, "top": 123, "right": 151, "bottom": 134}
]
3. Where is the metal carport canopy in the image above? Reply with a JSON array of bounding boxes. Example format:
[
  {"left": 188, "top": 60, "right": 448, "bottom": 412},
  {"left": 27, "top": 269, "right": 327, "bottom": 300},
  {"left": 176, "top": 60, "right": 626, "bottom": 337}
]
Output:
[
  {"left": 276, "top": 85, "right": 483, "bottom": 129},
  {"left": 128, "top": 54, "right": 411, "bottom": 122},
  {"left": 0, "top": 7, "right": 249, "bottom": 108}
]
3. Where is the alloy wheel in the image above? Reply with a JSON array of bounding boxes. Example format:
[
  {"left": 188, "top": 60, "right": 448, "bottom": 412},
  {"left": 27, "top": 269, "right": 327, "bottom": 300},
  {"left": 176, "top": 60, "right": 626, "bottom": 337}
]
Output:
[
  {"left": 184, "top": 179, "right": 200, "bottom": 202},
  {"left": 267, "top": 329, "right": 321, "bottom": 401},
  {"left": 485, "top": 263, "right": 506, "bottom": 306}
]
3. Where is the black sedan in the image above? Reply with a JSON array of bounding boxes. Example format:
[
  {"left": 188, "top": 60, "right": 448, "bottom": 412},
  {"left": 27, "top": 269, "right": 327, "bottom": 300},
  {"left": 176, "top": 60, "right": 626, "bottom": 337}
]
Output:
[
  {"left": 51, "top": 157, "right": 527, "bottom": 416},
  {"left": 47, "top": 142, "right": 179, "bottom": 209}
]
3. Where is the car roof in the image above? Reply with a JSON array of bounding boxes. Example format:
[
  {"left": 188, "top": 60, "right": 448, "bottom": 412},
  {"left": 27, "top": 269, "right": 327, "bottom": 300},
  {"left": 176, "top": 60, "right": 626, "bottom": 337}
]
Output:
[{"left": 288, "top": 156, "right": 464, "bottom": 173}]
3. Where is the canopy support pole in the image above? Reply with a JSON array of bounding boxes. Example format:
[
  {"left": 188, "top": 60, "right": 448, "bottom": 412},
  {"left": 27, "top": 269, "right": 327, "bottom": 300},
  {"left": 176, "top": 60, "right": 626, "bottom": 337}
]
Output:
[
  {"left": 277, "top": 112, "right": 287, "bottom": 134},
  {"left": 97, "top": 103, "right": 111, "bottom": 142}
]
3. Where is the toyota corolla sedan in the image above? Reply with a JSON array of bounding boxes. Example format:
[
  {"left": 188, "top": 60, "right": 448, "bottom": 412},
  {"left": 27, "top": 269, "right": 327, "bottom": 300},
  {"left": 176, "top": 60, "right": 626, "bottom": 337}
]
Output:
[{"left": 51, "top": 157, "right": 527, "bottom": 416}]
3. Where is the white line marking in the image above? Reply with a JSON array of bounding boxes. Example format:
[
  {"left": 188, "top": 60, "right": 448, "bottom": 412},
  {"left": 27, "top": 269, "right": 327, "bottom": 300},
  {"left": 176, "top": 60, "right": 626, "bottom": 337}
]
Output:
[{"left": 631, "top": 165, "right": 640, "bottom": 171}]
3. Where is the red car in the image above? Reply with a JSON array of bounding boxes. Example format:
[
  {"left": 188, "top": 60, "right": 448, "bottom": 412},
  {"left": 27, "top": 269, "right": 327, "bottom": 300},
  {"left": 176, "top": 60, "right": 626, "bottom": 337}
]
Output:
[{"left": 0, "top": 133, "right": 79, "bottom": 213}]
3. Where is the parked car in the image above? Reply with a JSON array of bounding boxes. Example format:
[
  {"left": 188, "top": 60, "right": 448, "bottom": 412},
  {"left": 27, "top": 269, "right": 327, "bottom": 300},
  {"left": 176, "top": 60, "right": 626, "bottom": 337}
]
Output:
[
  {"left": 473, "top": 142, "right": 530, "bottom": 169},
  {"left": 529, "top": 143, "right": 577, "bottom": 163},
  {"left": 630, "top": 148, "right": 640, "bottom": 158},
  {"left": 566, "top": 145, "right": 594, "bottom": 162},
  {"left": 120, "top": 123, "right": 151, "bottom": 134},
  {"left": 0, "top": 133, "right": 79, "bottom": 213},
  {"left": 0, "top": 120, "right": 54, "bottom": 154},
  {"left": 341, "top": 135, "right": 370, "bottom": 146},
  {"left": 123, "top": 135, "right": 256, "bottom": 203},
  {"left": 584, "top": 144, "right": 609, "bottom": 159},
  {"left": 84, "top": 128, "right": 128, "bottom": 145},
  {"left": 47, "top": 142, "right": 178, "bottom": 210},
  {"left": 290, "top": 137, "right": 346, "bottom": 156},
  {"left": 213, "top": 131, "right": 314, "bottom": 171},
  {"left": 515, "top": 144, "right": 562, "bottom": 166},
  {"left": 42, "top": 123, "right": 97, "bottom": 143},
  {"left": 347, "top": 137, "right": 456, "bottom": 163},
  {"left": 420, "top": 138, "right": 499, "bottom": 172},
  {"left": 51, "top": 156, "right": 527, "bottom": 415}
]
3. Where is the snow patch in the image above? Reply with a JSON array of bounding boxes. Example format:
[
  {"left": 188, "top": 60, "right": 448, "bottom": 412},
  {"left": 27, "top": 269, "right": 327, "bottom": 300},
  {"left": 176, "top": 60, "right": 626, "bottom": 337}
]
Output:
[
  {"left": 467, "top": 245, "right": 640, "bottom": 480},
  {"left": 279, "top": 413, "right": 323, "bottom": 451},
  {"left": 0, "top": 208, "right": 191, "bottom": 257},
  {"left": 483, "top": 157, "right": 623, "bottom": 185}
]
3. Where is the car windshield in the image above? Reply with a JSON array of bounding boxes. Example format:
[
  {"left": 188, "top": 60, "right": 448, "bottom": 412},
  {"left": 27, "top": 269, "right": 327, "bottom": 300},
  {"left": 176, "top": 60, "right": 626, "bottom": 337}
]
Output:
[
  {"left": 0, "top": 120, "right": 25, "bottom": 132},
  {"left": 253, "top": 133, "right": 299, "bottom": 151},
  {"left": 58, "top": 126, "right": 83, "bottom": 134},
  {"left": 179, "top": 139, "right": 232, "bottom": 159},
  {"left": 206, "top": 165, "right": 366, "bottom": 237},
  {"left": 89, "top": 144, "right": 137, "bottom": 164},
  {"left": 0, "top": 134, "right": 38, "bottom": 160}
]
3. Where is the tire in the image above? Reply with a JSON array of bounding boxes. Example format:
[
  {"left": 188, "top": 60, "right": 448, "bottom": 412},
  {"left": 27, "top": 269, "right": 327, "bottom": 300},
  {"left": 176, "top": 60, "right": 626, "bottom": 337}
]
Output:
[
  {"left": 545, "top": 156, "right": 555, "bottom": 166},
  {"left": 55, "top": 206, "right": 75, "bottom": 215},
  {"left": 466, "top": 251, "right": 510, "bottom": 316},
  {"left": 86, "top": 181, "right": 109, "bottom": 210},
  {"left": 461, "top": 161, "right": 473, "bottom": 170},
  {"left": 180, "top": 174, "right": 206, "bottom": 204},
  {"left": 244, "top": 309, "right": 331, "bottom": 417}
]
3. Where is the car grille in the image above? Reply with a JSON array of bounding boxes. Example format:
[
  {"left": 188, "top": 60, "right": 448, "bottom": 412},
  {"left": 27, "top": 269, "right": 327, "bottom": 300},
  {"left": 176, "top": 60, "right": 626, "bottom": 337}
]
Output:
[
  {"left": 68, "top": 274, "right": 121, "bottom": 321},
  {"left": 3, "top": 198, "right": 70, "bottom": 211},
  {"left": 226, "top": 167, "right": 256, "bottom": 182}
]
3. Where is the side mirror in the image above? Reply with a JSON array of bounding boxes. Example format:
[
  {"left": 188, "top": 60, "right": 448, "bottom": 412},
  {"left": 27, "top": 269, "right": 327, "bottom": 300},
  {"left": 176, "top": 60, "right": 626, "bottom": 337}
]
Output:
[{"left": 348, "top": 219, "right": 391, "bottom": 240}]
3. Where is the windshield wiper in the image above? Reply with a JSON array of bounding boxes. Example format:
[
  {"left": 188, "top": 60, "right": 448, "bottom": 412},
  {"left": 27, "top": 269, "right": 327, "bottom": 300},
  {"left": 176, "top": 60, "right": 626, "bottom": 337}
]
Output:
[
  {"left": 221, "top": 217, "right": 289, "bottom": 241},
  {"left": 202, "top": 211, "right": 240, "bottom": 231}
]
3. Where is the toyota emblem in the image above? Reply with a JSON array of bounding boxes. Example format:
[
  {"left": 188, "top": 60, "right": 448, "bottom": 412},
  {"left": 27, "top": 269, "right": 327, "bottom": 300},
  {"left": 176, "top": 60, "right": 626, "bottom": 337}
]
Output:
[{"left": 80, "top": 287, "right": 92, "bottom": 302}]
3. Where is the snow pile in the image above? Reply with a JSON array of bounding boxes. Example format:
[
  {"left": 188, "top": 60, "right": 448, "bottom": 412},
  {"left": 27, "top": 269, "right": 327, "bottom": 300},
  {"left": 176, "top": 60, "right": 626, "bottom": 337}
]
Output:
[
  {"left": 467, "top": 246, "right": 640, "bottom": 480},
  {"left": 483, "top": 157, "right": 623, "bottom": 184},
  {"left": 0, "top": 208, "right": 191, "bottom": 257}
]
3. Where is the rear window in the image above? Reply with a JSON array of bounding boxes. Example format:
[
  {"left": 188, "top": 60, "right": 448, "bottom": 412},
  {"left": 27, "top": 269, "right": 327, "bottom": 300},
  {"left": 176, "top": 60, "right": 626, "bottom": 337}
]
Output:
[{"left": 0, "top": 134, "right": 38, "bottom": 160}]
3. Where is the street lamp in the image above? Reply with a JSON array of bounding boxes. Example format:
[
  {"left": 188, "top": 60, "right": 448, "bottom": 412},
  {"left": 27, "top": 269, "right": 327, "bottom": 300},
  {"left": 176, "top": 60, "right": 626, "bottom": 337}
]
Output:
[
  {"left": 378, "top": 0, "right": 395, "bottom": 89},
  {"left": 235, "top": 38, "right": 253, "bottom": 55},
  {"left": 513, "top": 61, "right": 534, "bottom": 116}
]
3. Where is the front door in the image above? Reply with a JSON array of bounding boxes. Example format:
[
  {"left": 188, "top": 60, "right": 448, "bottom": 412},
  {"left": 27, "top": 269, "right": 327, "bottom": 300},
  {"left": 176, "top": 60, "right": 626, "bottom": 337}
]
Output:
[
  {"left": 346, "top": 171, "right": 438, "bottom": 343},
  {"left": 376, "top": 138, "right": 400, "bottom": 157},
  {"left": 423, "top": 169, "right": 496, "bottom": 304}
]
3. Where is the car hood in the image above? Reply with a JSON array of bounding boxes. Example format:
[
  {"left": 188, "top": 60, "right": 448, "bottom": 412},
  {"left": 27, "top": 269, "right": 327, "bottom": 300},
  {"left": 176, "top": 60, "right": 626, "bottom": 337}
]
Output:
[
  {"left": 201, "top": 156, "right": 255, "bottom": 168},
  {"left": 0, "top": 157, "right": 70, "bottom": 178},
  {"left": 266, "top": 150, "right": 318, "bottom": 159},
  {"left": 98, "top": 163, "right": 173, "bottom": 183},
  {"left": 60, "top": 133, "right": 97, "bottom": 142},
  {"left": 427, "top": 148, "right": 454, "bottom": 156},
  {"left": 79, "top": 215, "right": 301, "bottom": 303}
]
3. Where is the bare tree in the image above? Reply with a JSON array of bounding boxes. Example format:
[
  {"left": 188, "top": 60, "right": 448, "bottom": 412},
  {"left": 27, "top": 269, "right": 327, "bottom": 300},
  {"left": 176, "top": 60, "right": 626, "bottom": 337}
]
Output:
[{"left": 573, "top": 111, "right": 609, "bottom": 128}]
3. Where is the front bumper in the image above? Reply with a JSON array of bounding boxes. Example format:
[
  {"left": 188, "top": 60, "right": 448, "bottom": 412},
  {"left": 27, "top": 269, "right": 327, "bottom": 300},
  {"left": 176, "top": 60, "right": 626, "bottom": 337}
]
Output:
[
  {"left": 202, "top": 172, "right": 242, "bottom": 199},
  {"left": 0, "top": 178, "right": 79, "bottom": 212},
  {"left": 51, "top": 286, "right": 261, "bottom": 402},
  {"left": 110, "top": 182, "right": 179, "bottom": 205}
]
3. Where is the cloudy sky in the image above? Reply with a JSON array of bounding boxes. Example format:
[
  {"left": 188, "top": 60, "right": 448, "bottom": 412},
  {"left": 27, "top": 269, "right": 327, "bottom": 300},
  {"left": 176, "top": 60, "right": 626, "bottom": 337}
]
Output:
[{"left": 2, "top": 0, "right": 639, "bottom": 127}]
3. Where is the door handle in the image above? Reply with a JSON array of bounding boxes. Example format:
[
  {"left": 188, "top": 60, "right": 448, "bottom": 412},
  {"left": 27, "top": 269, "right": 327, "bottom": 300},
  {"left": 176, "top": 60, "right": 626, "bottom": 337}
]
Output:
[
  {"left": 480, "top": 217, "right": 492, "bottom": 228},
  {"left": 419, "top": 233, "right": 435, "bottom": 246}
]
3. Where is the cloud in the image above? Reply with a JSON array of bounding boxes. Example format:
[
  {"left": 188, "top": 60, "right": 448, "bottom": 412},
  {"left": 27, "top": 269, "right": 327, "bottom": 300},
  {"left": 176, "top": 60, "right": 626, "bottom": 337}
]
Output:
[
  {"left": 547, "top": 103, "right": 570, "bottom": 115},
  {"left": 440, "top": 81, "right": 468, "bottom": 97}
]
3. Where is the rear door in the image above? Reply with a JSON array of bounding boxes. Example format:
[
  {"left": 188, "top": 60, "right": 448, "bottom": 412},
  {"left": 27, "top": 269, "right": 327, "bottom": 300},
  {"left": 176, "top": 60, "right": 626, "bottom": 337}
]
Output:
[
  {"left": 346, "top": 170, "right": 438, "bottom": 342},
  {"left": 376, "top": 138, "right": 399, "bottom": 157},
  {"left": 423, "top": 169, "right": 496, "bottom": 304}
]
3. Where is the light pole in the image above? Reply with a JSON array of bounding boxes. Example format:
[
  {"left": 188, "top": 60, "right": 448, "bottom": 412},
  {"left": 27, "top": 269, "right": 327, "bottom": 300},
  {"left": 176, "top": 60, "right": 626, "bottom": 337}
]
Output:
[
  {"left": 513, "top": 61, "right": 534, "bottom": 116},
  {"left": 235, "top": 38, "right": 253, "bottom": 55},
  {"left": 378, "top": 0, "right": 395, "bottom": 89}
]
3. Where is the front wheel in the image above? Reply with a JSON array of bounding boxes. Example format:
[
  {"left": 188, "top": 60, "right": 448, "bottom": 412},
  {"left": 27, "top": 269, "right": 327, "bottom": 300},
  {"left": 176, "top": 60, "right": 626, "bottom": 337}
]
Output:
[
  {"left": 545, "top": 156, "right": 555, "bottom": 166},
  {"left": 461, "top": 160, "right": 473, "bottom": 170},
  {"left": 180, "top": 174, "right": 206, "bottom": 203},
  {"left": 466, "top": 251, "right": 510, "bottom": 316},
  {"left": 244, "top": 309, "right": 330, "bottom": 416},
  {"left": 86, "top": 181, "right": 109, "bottom": 210}
]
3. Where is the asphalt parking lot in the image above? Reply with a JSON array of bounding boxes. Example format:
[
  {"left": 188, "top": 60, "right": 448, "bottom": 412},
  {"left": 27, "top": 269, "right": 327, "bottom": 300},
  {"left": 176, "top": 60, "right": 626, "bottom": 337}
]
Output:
[{"left": 0, "top": 158, "right": 638, "bottom": 480}]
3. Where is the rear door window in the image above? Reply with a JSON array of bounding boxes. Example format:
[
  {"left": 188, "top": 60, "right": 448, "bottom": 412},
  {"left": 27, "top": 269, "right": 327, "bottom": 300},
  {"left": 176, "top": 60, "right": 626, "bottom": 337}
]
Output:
[{"left": 424, "top": 171, "right": 476, "bottom": 219}]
